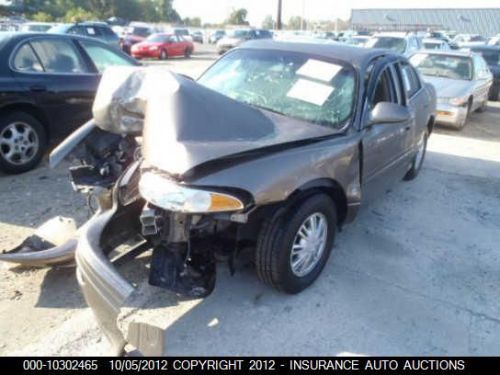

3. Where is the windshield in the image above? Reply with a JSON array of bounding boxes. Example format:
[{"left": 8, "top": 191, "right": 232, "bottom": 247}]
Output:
[
  {"left": 226, "top": 29, "right": 250, "bottom": 39},
  {"left": 410, "top": 53, "right": 473, "bottom": 80},
  {"left": 130, "top": 27, "right": 150, "bottom": 37},
  {"left": 198, "top": 49, "right": 356, "bottom": 129},
  {"left": 146, "top": 34, "right": 169, "bottom": 43},
  {"left": 423, "top": 42, "right": 442, "bottom": 50},
  {"left": 367, "top": 37, "right": 407, "bottom": 54},
  {"left": 48, "top": 24, "right": 70, "bottom": 34}
]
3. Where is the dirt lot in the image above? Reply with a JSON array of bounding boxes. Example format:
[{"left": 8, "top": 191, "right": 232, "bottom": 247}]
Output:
[{"left": 1, "top": 46, "right": 500, "bottom": 355}]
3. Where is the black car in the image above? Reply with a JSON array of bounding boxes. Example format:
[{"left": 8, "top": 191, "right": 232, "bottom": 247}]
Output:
[
  {"left": 0, "top": 32, "right": 138, "bottom": 173},
  {"left": 470, "top": 45, "right": 500, "bottom": 101}
]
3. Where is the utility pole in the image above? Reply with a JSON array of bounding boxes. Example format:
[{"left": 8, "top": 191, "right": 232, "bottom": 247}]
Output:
[{"left": 277, "top": 0, "right": 282, "bottom": 30}]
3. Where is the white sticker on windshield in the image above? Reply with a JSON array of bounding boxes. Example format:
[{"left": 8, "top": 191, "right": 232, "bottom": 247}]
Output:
[
  {"left": 286, "top": 79, "right": 334, "bottom": 106},
  {"left": 297, "top": 59, "right": 342, "bottom": 82},
  {"left": 87, "top": 27, "right": 96, "bottom": 35}
]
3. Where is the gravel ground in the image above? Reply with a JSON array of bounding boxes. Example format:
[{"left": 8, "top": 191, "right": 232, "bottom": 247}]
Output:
[{"left": 0, "top": 48, "right": 499, "bottom": 355}]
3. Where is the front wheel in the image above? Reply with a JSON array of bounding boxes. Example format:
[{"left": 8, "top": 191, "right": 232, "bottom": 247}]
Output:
[
  {"left": 184, "top": 48, "right": 192, "bottom": 58},
  {"left": 159, "top": 49, "right": 168, "bottom": 60},
  {"left": 404, "top": 129, "right": 428, "bottom": 181},
  {"left": 0, "top": 112, "right": 47, "bottom": 174},
  {"left": 255, "top": 194, "right": 337, "bottom": 294}
]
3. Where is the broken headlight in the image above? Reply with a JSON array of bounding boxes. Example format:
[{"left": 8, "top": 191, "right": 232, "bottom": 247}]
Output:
[{"left": 139, "top": 171, "right": 244, "bottom": 213}]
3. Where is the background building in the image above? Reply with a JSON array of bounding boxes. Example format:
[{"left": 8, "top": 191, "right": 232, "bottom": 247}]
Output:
[{"left": 351, "top": 8, "right": 500, "bottom": 36}]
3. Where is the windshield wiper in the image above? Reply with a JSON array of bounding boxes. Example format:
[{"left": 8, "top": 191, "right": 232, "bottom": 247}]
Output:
[{"left": 249, "top": 103, "right": 286, "bottom": 117}]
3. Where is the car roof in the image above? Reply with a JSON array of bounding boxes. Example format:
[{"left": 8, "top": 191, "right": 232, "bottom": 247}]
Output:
[
  {"left": 239, "top": 40, "right": 392, "bottom": 69},
  {"left": 470, "top": 45, "right": 500, "bottom": 51},
  {"left": 373, "top": 32, "right": 410, "bottom": 38},
  {"left": 2, "top": 31, "right": 113, "bottom": 45},
  {"left": 413, "top": 49, "right": 474, "bottom": 57},
  {"left": 423, "top": 38, "right": 445, "bottom": 43}
]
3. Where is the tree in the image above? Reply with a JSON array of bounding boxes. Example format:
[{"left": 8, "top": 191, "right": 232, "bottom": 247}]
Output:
[
  {"left": 262, "top": 15, "right": 274, "bottom": 29},
  {"left": 62, "top": 7, "right": 96, "bottom": 23},
  {"left": 184, "top": 17, "right": 201, "bottom": 27},
  {"left": 287, "top": 16, "right": 307, "bottom": 30},
  {"left": 226, "top": 8, "right": 249, "bottom": 25},
  {"left": 32, "top": 11, "right": 55, "bottom": 22}
]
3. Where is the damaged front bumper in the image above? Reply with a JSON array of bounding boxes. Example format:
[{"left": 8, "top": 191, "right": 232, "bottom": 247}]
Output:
[
  {"left": 0, "top": 216, "right": 78, "bottom": 267},
  {"left": 76, "top": 206, "right": 166, "bottom": 356}
]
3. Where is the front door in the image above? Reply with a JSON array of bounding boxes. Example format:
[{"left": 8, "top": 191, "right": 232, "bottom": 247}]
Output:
[{"left": 361, "top": 63, "right": 414, "bottom": 202}]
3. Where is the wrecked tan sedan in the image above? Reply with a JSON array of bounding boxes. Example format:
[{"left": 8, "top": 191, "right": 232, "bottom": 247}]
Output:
[{"left": 46, "top": 41, "right": 436, "bottom": 354}]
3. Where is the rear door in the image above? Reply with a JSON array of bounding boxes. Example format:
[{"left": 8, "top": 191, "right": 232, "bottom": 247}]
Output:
[
  {"left": 361, "top": 60, "right": 415, "bottom": 201},
  {"left": 472, "top": 54, "right": 493, "bottom": 108},
  {"left": 398, "top": 61, "right": 430, "bottom": 148},
  {"left": 10, "top": 36, "right": 99, "bottom": 137}
]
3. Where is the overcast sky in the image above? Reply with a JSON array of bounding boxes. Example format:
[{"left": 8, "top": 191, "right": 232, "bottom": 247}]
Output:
[{"left": 174, "top": 0, "right": 500, "bottom": 25}]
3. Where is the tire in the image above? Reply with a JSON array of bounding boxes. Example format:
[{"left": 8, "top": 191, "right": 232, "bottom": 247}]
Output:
[
  {"left": 184, "top": 48, "right": 192, "bottom": 58},
  {"left": 475, "top": 100, "right": 487, "bottom": 113},
  {"left": 456, "top": 101, "right": 471, "bottom": 130},
  {"left": 0, "top": 111, "right": 47, "bottom": 174},
  {"left": 159, "top": 49, "right": 167, "bottom": 60},
  {"left": 404, "top": 129, "right": 428, "bottom": 181},
  {"left": 255, "top": 193, "right": 337, "bottom": 294}
]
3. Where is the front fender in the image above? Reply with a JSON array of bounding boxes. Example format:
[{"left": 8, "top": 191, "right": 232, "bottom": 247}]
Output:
[{"left": 190, "top": 135, "right": 362, "bottom": 209}]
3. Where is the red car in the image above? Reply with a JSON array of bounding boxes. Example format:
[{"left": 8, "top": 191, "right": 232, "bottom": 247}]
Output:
[{"left": 130, "top": 33, "right": 194, "bottom": 60}]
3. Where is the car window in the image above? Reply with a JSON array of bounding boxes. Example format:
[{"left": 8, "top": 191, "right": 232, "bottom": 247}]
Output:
[
  {"left": 78, "top": 40, "right": 134, "bottom": 73},
  {"left": 410, "top": 53, "right": 472, "bottom": 80},
  {"left": 198, "top": 49, "right": 356, "bottom": 129},
  {"left": 371, "top": 68, "right": 397, "bottom": 107},
  {"left": 400, "top": 62, "right": 421, "bottom": 98},
  {"left": 85, "top": 26, "right": 100, "bottom": 37},
  {"left": 367, "top": 37, "right": 407, "bottom": 54},
  {"left": 12, "top": 42, "right": 44, "bottom": 72},
  {"left": 100, "top": 27, "right": 115, "bottom": 37},
  {"left": 67, "top": 26, "right": 86, "bottom": 36},
  {"left": 30, "top": 39, "right": 87, "bottom": 73}
]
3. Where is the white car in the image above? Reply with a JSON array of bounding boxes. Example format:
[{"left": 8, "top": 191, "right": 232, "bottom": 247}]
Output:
[
  {"left": 410, "top": 50, "right": 493, "bottom": 129},
  {"left": 422, "top": 38, "right": 451, "bottom": 51},
  {"left": 366, "top": 32, "right": 422, "bottom": 56}
]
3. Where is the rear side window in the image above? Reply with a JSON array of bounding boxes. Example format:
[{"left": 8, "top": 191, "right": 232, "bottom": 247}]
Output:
[
  {"left": 100, "top": 27, "right": 115, "bottom": 37},
  {"left": 84, "top": 26, "right": 101, "bottom": 37},
  {"left": 67, "top": 26, "right": 86, "bottom": 36},
  {"left": 30, "top": 39, "right": 87, "bottom": 73},
  {"left": 79, "top": 40, "right": 134, "bottom": 73},
  {"left": 12, "top": 43, "right": 43, "bottom": 72}
]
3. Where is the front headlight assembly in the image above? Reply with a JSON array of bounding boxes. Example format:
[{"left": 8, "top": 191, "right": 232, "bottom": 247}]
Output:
[
  {"left": 448, "top": 96, "right": 469, "bottom": 106},
  {"left": 139, "top": 171, "right": 244, "bottom": 213}
]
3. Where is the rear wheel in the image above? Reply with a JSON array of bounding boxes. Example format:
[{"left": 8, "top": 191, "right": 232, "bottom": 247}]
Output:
[
  {"left": 184, "top": 47, "right": 192, "bottom": 58},
  {"left": 0, "top": 112, "right": 47, "bottom": 174},
  {"left": 255, "top": 194, "right": 337, "bottom": 294}
]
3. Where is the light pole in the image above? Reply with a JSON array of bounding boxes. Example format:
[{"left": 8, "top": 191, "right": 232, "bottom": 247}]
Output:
[{"left": 277, "top": 0, "right": 282, "bottom": 30}]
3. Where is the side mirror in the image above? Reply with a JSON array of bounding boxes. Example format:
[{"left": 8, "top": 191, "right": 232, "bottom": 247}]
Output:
[{"left": 369, "top": 102, "right": 411, "bottom": 125}]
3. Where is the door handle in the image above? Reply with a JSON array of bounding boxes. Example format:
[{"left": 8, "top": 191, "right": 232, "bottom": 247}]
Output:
[{"left": 29, "top": 84, "right": 47, "bottom": 92}]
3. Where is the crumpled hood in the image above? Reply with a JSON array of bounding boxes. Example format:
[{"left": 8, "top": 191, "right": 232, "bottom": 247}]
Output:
[
  {"left": 142, "top": 70, "right": 337, "bottom": 177},
  {"left": 422, "top": 76, "right": 473, "bottom": 98},
  {"left": 91, "top": 66, "right": 337, "bottom": 178}
]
